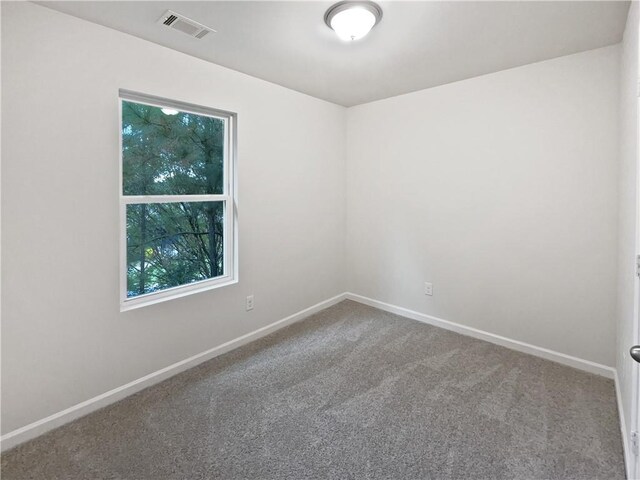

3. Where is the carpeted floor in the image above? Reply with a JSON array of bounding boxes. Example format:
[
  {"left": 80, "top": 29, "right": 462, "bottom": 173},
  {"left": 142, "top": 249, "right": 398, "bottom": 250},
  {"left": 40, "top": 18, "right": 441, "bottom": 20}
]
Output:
[{"left": 1, "top": 300, "right": 625, "bottom": 479}]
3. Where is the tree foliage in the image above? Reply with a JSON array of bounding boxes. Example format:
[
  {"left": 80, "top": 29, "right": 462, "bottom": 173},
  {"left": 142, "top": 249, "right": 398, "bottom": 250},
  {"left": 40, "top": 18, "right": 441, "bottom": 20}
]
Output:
[{"left": 122, "top": 101, "right": 225, "bottom": 297}]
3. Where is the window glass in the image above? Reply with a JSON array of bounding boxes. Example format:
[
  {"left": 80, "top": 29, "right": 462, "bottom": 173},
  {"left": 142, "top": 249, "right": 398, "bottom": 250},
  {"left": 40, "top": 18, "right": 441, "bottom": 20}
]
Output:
[
  {"left": 126, "top": 201, "right": 224, "bottom": 298},
  {"left": 122, "top": 101, "right": 225, "bottom": 196}
]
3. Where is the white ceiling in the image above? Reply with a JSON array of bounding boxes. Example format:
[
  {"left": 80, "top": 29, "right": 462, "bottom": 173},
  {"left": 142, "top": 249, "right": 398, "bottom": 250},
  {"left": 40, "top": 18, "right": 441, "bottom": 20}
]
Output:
[{"left": 39, "top": 1, "right": 630, "bottom": 107}]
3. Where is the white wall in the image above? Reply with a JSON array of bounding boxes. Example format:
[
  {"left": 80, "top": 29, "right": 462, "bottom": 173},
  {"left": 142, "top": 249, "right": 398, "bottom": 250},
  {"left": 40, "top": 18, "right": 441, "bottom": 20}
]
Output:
[
  {"left": 1, "top": 2, "right": 346, "bottom": 434},
  {"left": 0, "top": 0, "right": 627, "bottom": 445},
  {"left": 616, "top": 2, "right": 639, "bottom": 476},
  {"left": 346, "top": 46, "right": 620, "bottom": 367}
]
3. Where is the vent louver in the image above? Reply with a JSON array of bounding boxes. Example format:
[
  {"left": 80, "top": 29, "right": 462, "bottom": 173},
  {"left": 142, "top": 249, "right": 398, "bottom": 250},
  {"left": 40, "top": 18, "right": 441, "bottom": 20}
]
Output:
[
  {"left": 157, "top": 10, "right": 216, "bottom": 39},
  {"left": 163, "top": 14, "right": 178, "bottom": 26}
]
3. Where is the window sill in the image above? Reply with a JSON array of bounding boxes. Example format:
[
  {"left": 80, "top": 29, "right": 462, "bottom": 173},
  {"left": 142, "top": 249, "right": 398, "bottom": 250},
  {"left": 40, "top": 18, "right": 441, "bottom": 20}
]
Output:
[{"left": 120, "top": 277, "right": 238, "bottom": 312}]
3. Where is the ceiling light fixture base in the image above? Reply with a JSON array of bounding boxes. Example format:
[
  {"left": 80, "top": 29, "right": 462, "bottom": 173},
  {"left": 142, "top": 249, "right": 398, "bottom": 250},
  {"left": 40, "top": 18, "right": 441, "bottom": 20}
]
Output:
[{"left": 324, "top": 1, "right": 383, "bottom": 41}]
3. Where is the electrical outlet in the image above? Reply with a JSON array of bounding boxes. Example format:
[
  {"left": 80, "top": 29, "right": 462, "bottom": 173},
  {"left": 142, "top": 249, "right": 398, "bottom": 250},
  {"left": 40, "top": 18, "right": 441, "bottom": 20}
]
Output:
[
  {"left": 246, "top": 295, "right": 254, "bottom": 311},
  {"left": 424, "top": 282, "right": 433, "bottom": 296}
]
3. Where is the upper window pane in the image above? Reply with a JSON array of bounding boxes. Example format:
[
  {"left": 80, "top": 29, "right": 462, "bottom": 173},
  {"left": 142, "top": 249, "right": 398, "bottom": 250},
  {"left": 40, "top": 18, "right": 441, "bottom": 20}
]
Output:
[{"left": 122, "top": 100, "right": 225, "bottom": 196}]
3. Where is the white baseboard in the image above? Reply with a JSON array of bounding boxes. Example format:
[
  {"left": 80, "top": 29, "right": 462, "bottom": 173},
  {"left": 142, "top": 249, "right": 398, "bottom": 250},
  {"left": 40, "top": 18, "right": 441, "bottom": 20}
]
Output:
[
  {"left": 614, "top": 370, "right": 633, "bottom": 480},
  {"left": 345, "top": 292, "right": 616, "bottom": 379},
  {"left": 0, "top": 293, "right": 347, "bottom": 452},
  {"left": 1, "top": 291, "right": 619, "bottom": 453}
]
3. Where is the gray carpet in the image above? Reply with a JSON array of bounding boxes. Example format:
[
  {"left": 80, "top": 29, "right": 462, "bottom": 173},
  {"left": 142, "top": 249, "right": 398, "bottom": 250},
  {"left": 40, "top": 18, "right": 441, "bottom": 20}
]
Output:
[{"left": 1, "top": 300, "right": 625, "bottom": 479}]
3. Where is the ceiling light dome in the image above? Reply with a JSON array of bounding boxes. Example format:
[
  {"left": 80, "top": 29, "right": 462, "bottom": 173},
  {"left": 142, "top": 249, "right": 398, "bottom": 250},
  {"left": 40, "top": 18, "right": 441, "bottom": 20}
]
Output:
[{"left": 325, "top": 1, "right": 383, "bottom": 41}]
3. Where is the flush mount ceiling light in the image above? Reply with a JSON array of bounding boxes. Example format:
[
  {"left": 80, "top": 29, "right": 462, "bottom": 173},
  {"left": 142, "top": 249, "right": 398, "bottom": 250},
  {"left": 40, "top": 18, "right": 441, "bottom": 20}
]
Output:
[{"left": 324, "top": 1, "right": 383, "bottom": 41}]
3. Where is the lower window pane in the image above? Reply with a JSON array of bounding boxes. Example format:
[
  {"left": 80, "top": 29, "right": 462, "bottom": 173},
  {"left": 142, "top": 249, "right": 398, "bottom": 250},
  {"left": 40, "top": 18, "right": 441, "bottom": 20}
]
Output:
[{"left": 126, "top": 201, "right": 224, "bottom": 298}]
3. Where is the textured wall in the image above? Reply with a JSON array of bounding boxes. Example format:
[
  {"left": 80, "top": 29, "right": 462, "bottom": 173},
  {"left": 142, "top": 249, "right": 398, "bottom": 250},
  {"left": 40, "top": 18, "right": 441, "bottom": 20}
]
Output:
[
  {"left": 1, "top": 2, "right": 347, "bottom": 434},
  {"left": 347, "top": 46, "right": 620, "bottom": 367}
]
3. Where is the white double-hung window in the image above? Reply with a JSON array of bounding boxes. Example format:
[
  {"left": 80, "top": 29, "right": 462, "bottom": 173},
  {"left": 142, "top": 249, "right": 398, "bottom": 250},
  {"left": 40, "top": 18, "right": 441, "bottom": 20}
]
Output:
[{"left": 119, "top": 90, "right": 237, "bottom": 310}]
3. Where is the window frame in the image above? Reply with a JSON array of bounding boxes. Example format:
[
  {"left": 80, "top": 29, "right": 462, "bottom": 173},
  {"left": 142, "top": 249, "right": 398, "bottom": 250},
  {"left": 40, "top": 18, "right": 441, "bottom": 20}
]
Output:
[{"left": 119, "top": 89, "right": 238, "bottom": 311}]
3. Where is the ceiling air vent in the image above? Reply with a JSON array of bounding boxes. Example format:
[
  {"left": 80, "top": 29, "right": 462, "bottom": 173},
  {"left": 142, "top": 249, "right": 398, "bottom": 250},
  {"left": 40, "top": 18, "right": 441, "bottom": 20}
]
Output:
[{"left": 158, "top": 10, "right": 216, "bottom": 39}]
